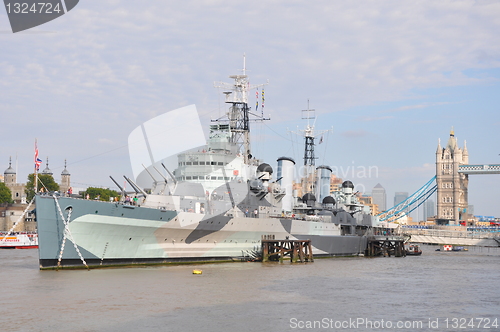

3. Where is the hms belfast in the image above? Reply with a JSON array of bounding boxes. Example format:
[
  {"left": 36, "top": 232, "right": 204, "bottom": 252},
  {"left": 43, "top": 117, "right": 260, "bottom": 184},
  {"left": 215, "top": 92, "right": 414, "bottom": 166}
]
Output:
[{"left": 35, "top": 63, "right": 378, "bottom": 269}]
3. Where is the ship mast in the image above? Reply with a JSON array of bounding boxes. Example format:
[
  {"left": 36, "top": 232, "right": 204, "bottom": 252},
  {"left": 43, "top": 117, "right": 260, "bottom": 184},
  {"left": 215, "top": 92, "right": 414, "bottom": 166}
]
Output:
[
  {"left": 291, "top": 101, "right": 331, "bottom": 194},
  {"left": 213, "top": 55, "right": 269, "bottom": 164}
]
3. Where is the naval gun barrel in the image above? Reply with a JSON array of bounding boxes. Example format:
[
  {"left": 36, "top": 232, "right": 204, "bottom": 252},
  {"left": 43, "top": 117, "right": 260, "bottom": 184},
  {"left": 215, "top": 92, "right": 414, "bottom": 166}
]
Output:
[
  {"left": 161, "top": 163, "right": 177, "bottom": 185},
  {"left": 109, "top": 176, "right": 126, "bottom": 198},
  {"left": 123, "top": 176, "right": 147, "bottom": 197},
  {"left": 141, "top": 164, "right": 158, "bottom": 183}
]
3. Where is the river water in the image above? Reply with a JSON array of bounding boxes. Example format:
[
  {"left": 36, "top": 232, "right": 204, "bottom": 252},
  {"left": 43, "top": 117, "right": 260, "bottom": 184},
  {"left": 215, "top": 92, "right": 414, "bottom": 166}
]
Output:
[{"left": 1, "top": 245, "right": 499, "bottom": 332}]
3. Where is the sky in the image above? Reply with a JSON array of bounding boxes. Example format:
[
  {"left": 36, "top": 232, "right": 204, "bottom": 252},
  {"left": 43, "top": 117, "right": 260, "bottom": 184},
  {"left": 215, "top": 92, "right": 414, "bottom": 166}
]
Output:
[{"left": 1, "top": 0, "right": 500, "bottom": 217}]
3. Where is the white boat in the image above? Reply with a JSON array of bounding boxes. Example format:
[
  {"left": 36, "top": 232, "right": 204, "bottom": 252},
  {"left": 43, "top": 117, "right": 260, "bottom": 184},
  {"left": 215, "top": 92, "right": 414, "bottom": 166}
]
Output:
[{"left": 0, "top": 232, "right": 38, "bottom": 249}]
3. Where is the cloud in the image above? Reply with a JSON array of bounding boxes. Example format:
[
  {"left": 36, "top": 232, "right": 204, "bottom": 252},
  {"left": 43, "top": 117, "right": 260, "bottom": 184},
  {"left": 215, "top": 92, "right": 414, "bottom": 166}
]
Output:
[
  {"left": 357, "top": 116, "right": 394, "bottom": 122},
  {"left": 341, "top": 130, "right": 370, "bottom": 138},
  {"left": 385, "top": 101, "right": 461, "bottom": 113},
  {"left": 1, "top": 0, "right": 500, "bottom": 198}
]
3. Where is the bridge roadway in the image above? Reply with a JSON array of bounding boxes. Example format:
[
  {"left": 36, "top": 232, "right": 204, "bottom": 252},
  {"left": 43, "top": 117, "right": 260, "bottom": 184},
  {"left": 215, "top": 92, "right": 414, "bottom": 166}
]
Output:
[
  {"left": 458, "top": 164, "right": 500, "bottom": 174},
  {"left": 402, "top": 227, "right": 500, "bottom": 247}
]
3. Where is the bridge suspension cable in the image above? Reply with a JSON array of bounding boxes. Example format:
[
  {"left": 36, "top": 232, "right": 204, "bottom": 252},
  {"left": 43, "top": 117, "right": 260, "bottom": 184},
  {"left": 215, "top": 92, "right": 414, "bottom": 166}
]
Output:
[{"left": 377, "top": 176, "right": 437, "bottom": 222}]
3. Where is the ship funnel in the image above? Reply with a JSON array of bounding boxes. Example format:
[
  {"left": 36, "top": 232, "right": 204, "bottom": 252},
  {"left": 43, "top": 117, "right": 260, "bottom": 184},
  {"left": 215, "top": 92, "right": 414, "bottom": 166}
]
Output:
[
  {"left": 277, "top": 157, "right": 295, "bottom": 213},
  {"left": 315, "top": 165, "right": 332, "bottom": 203}
]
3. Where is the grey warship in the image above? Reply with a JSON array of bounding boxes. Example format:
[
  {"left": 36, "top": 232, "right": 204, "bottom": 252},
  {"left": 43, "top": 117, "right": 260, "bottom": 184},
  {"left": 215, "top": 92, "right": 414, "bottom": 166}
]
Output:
[{"left": 35, "top": 64, "right": 378, "bottom": 269}]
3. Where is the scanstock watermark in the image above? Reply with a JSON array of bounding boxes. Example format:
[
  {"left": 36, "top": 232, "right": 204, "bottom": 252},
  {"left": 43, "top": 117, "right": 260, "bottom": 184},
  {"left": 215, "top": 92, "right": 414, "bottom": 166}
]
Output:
[{"left": 3, "top": 0, "right": 79, "bottom": 33}]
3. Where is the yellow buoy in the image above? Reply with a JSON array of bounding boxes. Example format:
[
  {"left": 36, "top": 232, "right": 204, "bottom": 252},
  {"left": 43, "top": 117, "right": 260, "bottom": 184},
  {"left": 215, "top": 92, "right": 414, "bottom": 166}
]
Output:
[{"left": 192, "top": 269, "right": 202, "bottom": 275}]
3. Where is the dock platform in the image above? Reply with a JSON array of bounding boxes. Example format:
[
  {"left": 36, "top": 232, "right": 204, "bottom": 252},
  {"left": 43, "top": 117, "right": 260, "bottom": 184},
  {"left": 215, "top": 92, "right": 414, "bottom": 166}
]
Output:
[
  {"left": 261, "top": 235, "right": 313, "bottom": 263},
  {"left": 366, "top": 235, "right": 406, "bottom": 257}
]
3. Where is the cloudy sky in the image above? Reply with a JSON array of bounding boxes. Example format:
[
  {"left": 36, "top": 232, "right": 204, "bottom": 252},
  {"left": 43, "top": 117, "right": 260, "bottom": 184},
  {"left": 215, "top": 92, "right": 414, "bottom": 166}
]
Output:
[{"left": 1, "top": 0, "right": 499, "bottom": 217}]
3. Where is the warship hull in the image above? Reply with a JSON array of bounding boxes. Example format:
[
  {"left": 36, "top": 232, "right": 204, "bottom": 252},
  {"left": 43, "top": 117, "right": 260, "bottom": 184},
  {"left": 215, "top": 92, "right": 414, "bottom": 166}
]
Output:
[{"left": 36, "top": 195, "right": 369, "bottom": 269}]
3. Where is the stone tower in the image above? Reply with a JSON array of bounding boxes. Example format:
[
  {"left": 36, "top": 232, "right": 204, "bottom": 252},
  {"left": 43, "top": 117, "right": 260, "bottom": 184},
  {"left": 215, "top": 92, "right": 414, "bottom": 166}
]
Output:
[
  {"left": 3, "top": 157, "right": 16, "bottom": 185},
  {"left": 60, "top": 160, "right": 71, "bottom": 194},
  {"left": 435, "top": 129, "right": 469, "bottom": 224},
  {"left": 3, "top": 157, "right": 26, "bottom": 204}
]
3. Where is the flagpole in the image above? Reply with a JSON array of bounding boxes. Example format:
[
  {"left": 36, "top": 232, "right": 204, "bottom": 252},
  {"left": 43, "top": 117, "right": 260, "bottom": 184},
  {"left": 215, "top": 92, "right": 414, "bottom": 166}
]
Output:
[{"left": 34, "top": 139, "right": 38, "bottom": 194}]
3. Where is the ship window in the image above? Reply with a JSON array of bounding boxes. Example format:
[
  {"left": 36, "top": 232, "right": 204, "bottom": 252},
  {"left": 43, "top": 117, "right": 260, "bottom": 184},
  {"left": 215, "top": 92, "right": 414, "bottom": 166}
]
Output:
[
  {"left": 211, "top": 161, "right": 216, "bottom": 165},
  {"left": 217, "top": 177, "right": 223, "bottom": 180},
  {"left": 186, "top": 176, "right": 192, "bottom": 180},
  {"left": 211, "top": 176, "right": 217, "bottom": 180},
  {"left": 192, "top": 176, "right": 198, "bottom": 180},
  {"left": 217, "top": 162, "right": 223, "bottom": 166},
  {"left": 186, "top": 162, "right": 192, "bottom": 165},
  {"left": 199, "top": 161, "right": 205, "bottom": 165},
  {"left": 224, "top": 177, "right": 229, "bottom": 180},
  {"left": 193, "top": 161, "right": 199, "bottom": 165}
]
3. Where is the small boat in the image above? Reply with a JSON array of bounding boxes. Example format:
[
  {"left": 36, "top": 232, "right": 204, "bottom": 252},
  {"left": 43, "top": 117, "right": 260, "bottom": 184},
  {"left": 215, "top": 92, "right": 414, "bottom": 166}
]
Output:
[
  {"left": 451, "top": 246, "right": 467, "bottom": 251},
  {"left": 439, "top": 245, "right": 468, "bottom": 252},
  {"left": 0, "top": 233, "right": 39, "bottom": 249},
  {"left": 405, "top": 244, "right": 422, "bottom": 256}
]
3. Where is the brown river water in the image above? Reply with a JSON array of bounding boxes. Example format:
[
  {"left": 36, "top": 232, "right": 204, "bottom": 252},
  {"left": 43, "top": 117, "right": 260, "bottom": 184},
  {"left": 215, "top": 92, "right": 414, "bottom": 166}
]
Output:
[{"left": 1, "top": 245, "right": 499, "bottom": 332}]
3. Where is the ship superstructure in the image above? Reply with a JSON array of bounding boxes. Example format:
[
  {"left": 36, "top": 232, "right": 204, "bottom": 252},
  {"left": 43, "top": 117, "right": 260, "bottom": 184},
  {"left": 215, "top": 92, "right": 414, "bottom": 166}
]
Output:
[{"left": 35, "top": 63, "right": 378, "bottom": 269}]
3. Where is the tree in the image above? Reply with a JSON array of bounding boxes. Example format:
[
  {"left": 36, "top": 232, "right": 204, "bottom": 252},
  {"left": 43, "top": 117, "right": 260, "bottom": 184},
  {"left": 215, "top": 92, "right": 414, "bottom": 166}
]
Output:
[
  {"left": 82, "top": 187, "right": 120, "bottom": 201},
  {"left": 0, "top": 182, "right": 12, "bottom": 204},
  {"left": 25, "top": 173, "right": 60, "bottom": 201}
]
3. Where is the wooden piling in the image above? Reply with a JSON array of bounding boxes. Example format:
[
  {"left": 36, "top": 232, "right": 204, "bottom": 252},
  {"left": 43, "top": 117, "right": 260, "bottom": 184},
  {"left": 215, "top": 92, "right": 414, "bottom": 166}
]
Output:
[
  {"left": 261, "top": 236, "right": 313, "bottom": 263},
  {"left": 366, "top": 235, "right": 406, "bottom": 257}
]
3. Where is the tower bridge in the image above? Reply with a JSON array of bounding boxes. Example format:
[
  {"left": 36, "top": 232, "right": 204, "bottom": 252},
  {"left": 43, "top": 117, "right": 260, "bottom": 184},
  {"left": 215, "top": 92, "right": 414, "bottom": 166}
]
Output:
[
  {"left": 378, "top": 129, "right": 499, "bottom": 227},
  {"left": 435, "top": 129, "right": 499, "bottom": 225}
]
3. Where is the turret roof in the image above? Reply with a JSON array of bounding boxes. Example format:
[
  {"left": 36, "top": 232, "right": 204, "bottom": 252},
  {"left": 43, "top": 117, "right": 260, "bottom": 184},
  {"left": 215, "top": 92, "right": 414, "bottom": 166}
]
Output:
[
  {"left": 61, "top": 159, "right": 70, "bottom": 176},
  {"left": 4, "top": 157, "right": 15, "bottom": 175},
  {"left": 42, "top": 157, "right": 53, "bottom": 175}
]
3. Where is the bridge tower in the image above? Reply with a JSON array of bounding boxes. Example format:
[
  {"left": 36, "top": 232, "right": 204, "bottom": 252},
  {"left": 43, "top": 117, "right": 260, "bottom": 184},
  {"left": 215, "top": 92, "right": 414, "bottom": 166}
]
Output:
[{"left": 435, "top": 129, "right": 469, "bottom": 224}]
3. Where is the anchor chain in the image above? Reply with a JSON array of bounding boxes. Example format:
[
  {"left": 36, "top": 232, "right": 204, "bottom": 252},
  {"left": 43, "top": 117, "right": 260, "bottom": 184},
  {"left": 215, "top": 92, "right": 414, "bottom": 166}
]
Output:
[
  {"left": 56, "top": 206, "right": 72, "bottom": 268},
  {"left": 53, "top": 195, "right": 89, "bottom": 270}
]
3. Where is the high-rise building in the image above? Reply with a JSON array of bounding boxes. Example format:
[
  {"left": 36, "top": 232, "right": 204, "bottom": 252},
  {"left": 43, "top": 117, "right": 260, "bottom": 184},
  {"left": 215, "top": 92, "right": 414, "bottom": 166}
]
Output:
[
  {"left": 372, "top": 183, "right": 386, "bottom": 212},
  {"left": 423, "top": 199, "right": 435, "bottom": 220},
  {"left": 468, "top": 205, "right": 474, "bottom": 216},
  {"left": 394, "top": 192, "right": 408, "bottom": 206}
]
